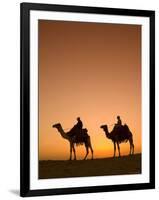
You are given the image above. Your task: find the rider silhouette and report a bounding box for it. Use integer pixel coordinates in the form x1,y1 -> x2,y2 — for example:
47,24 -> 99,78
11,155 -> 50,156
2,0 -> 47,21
113,115 -> 122,130
69,117 -> 83,136
76,117 -> 83,130
116,116 -> 122,126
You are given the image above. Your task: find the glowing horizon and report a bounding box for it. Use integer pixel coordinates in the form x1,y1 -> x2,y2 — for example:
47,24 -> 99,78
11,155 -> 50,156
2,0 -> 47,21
38,20 -> 141,160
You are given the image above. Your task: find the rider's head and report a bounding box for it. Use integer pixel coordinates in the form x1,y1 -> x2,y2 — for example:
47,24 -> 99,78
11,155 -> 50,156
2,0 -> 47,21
77,117 -> 80,121
117,116 -> 120,119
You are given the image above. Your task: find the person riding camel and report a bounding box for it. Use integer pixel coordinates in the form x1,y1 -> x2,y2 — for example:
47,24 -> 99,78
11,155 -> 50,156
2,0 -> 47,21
76,117 -> 83,130
69,117 -> 83,136
116,116 -> 122,126
114,116 -> 122,131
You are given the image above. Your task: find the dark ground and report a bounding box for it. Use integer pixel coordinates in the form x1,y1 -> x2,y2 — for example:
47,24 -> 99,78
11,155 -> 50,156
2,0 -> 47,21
39,153 -> 141,179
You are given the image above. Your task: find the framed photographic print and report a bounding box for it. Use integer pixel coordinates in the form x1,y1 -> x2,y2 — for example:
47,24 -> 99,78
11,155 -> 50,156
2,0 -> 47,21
20,2 -> 155,197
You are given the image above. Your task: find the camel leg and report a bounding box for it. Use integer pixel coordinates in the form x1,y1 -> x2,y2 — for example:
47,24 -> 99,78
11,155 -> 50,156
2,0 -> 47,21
129,138 -> 134,155
84,145 -> 89,160
113,142 -> 116,157
88,137 -> 93,160
129,140 -> 132,155
72,144 -> 76,160
69,143 -> 73,160
117,142 -> 120,157
132,143 -> 134,155
89,145 -> 94,160
131,137 -> 134,155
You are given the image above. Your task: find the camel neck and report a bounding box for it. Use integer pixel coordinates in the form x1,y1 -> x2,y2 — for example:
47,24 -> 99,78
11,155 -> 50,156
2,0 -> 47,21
57,125 -> 69,140
104,127 -> 111,139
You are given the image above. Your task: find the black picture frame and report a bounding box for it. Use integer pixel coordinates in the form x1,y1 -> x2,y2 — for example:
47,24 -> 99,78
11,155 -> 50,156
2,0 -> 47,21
20,2 -> 155,197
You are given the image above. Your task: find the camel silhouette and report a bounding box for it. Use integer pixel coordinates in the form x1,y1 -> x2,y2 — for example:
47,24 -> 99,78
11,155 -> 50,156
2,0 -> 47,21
52,123 -> 94,160
100,124 -> 134,157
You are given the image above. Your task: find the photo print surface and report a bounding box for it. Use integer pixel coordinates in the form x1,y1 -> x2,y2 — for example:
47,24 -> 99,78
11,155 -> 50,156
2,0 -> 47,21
38,20 -> 141,179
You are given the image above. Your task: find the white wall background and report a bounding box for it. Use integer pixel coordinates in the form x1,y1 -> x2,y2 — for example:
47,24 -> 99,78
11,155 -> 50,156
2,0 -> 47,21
0,0 -> 158,199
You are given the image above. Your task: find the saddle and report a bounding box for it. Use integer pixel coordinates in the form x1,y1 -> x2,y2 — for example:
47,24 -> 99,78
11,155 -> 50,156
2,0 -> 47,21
113,124 -> 129,132
67,127 -> 88,138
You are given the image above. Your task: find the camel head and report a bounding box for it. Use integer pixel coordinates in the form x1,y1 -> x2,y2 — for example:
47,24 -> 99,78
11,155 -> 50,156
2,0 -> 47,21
100,124 -> 110,138
100,124 -> 108,130
52,123 -> 61,129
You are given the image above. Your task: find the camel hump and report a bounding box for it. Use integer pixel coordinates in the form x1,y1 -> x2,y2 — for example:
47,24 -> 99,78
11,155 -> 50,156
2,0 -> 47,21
123,124 -> 129,130
83,128 -> 88,133
82,128 -> 89,137
123,124 -> 132,136
123,124 -> 130,132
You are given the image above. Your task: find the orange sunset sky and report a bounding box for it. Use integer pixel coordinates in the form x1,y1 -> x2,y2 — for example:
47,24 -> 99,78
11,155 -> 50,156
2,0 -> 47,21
38,20 -> 141,160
